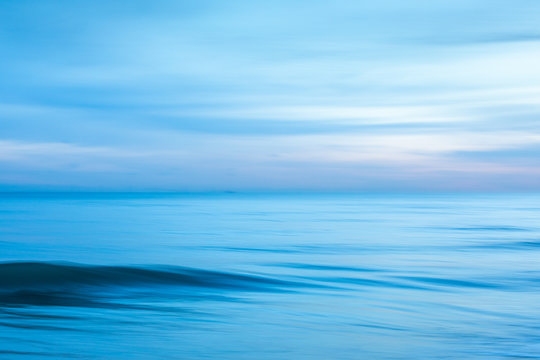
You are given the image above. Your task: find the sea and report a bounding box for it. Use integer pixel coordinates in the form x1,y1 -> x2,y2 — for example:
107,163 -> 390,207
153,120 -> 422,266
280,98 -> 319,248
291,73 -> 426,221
0,192 -> 539,359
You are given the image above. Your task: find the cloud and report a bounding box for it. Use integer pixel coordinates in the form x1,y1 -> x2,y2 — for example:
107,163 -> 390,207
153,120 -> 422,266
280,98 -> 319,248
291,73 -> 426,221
1,0 -> 540,190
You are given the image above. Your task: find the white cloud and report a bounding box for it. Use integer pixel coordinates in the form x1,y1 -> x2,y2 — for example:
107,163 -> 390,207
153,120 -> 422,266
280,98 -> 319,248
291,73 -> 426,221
161,105 -> 466,125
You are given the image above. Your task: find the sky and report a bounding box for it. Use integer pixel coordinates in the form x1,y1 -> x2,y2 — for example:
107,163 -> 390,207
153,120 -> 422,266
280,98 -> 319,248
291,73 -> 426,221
1,0 -> 540,191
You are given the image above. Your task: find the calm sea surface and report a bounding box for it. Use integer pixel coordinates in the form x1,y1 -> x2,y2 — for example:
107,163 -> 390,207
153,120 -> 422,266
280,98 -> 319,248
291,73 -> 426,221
1,192 -> 539,359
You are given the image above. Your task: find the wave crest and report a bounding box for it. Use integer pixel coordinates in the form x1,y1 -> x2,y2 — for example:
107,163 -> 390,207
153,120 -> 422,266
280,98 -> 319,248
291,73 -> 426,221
0,262 -> 296,308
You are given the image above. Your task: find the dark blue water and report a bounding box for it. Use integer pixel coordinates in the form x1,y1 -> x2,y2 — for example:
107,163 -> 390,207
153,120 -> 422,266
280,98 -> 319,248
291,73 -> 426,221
1,192 -> 540,359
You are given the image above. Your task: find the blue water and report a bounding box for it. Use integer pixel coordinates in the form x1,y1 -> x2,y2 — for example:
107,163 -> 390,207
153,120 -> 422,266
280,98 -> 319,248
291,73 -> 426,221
1,192 -> 540,359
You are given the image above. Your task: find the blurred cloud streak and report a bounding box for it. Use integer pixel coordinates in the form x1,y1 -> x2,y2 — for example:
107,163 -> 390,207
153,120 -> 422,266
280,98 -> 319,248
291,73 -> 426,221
1,0 -> 539,191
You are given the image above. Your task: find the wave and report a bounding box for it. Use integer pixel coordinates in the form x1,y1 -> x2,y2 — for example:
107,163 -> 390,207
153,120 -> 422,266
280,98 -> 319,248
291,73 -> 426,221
0,262 -> 301,308
446,225 -> 531,232
1,261 -> 529,310
0,262 -> 296,290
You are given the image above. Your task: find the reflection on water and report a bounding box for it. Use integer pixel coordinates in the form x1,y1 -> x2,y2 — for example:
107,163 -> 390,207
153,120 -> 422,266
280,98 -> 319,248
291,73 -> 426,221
1,193 -> 540,359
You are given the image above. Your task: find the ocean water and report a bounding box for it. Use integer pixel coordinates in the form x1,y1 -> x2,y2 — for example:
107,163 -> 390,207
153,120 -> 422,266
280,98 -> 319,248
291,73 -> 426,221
1,192 -> 540,359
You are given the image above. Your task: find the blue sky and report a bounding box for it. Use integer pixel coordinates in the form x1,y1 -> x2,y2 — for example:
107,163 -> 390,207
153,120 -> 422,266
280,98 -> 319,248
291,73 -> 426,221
1,0 -> 540,191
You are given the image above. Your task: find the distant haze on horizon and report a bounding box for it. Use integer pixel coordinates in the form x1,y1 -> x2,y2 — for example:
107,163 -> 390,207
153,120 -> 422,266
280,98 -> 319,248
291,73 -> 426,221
1,0 -> 540,192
